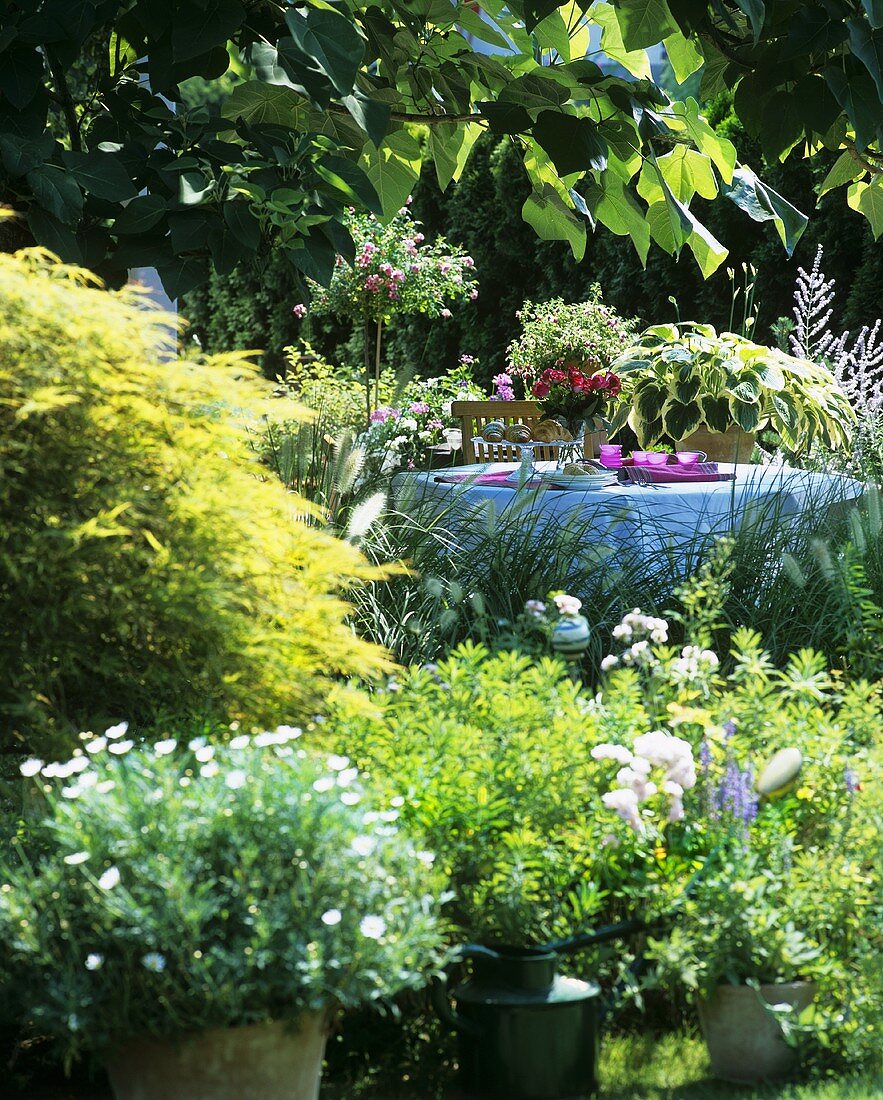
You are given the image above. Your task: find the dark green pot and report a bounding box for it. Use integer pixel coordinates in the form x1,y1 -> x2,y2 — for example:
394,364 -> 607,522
438,946 -> 601,1100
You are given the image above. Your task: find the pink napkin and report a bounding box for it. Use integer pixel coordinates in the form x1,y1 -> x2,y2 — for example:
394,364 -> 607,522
625,463 -> 735,484
434,470 -> 544,488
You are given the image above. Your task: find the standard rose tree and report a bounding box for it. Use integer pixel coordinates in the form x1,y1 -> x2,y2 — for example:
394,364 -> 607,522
297,205 -> 478,420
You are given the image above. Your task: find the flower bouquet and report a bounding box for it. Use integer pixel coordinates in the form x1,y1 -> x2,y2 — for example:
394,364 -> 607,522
532,364 -> 622,432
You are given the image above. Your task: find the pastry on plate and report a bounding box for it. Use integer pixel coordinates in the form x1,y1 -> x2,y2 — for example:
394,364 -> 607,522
504,422 -> 533,443
481,420 -> 505,442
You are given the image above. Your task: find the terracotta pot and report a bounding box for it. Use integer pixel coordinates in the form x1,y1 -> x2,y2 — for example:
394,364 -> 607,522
105,1014 -> 329,1100
697,981 -> 816,1084
678,425 -> 756,463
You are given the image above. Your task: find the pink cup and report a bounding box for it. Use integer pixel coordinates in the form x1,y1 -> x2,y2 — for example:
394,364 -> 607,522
676,451 -> 702,466
645,452 -> 670,466
632,451 -> 651,465
599,444 -> 623,468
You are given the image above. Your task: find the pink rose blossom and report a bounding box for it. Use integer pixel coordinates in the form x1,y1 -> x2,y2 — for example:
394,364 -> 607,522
292,303 -> 307,319
440,308 -> 452,318
469,289 -> 478,300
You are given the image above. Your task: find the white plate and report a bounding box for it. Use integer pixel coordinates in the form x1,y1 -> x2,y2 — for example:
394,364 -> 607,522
548,473 -> 616,490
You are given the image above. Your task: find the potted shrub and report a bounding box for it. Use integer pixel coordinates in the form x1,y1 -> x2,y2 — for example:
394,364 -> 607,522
506,290 -> 635,393
609,322 -> 855,461
2,727 -> 446,1100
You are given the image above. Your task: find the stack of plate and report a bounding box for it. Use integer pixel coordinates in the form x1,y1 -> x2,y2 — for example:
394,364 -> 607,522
547,469 -> 617,490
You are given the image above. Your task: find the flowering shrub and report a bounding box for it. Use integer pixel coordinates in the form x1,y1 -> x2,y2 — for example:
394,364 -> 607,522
302,206 -> 478,326
1,725 -> 445,1061
360,361 -> 484,472
506,289 -> 634,393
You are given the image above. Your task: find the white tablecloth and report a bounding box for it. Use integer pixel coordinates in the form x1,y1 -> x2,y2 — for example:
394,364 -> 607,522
393,462 -> 864,576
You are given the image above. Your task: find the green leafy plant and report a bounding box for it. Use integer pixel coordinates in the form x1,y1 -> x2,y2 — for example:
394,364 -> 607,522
0,250 -> 386,755
0,728 -> 446,1065
506,291 -> 634,393
610,322 -> 856,451
329,644 -> 696,946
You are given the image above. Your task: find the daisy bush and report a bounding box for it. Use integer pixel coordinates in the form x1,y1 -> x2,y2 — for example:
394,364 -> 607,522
1,725 -> 446,1061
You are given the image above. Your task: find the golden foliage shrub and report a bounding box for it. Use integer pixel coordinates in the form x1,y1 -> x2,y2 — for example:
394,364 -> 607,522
0,251 -> 387,753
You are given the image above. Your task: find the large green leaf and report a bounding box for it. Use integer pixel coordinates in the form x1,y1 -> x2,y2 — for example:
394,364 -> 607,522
171,0 -> 245,63
361,129 -> 422,221
848,18 -> 883,101
156,256 -> 208,299
112,194 -> 167,235
825,62 -> 880,150
663,31 -> 704,84
223,201 -> 261,251
614,0 -> 678,50
430,122 -> 482,190
589,172 -> 650,264
680,98 -> 736,183
314,154 -> 382,215
758,90 -> 803,162
722,167 -> 808,255
589,4 -> 652,79
342,92 -> 390,147
728,395 -> 761,432
864,0 -> 883,29
780,5 -> 845,61
533,111 -> 607,175
733,0 -> 765,44
285,7 -> 364,98
686,219 -> 728,279
522,185 -> 586,260
62,150 -> 138,202
26,207 -> 82,263
0,133 -> 55,179
0,48 -> 45,111
818,151 -> 865,198
848,178 -> 883,238
222,82 -> 311,128
25,165 -> 83,225
662,399 -> 703,441
655,146 -> 717,203
169,210 -> 214,254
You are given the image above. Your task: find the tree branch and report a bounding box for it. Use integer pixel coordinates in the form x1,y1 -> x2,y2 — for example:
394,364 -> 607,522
45,47 -> 82,152
328,101 -> 485,125
844,138 -> 883,175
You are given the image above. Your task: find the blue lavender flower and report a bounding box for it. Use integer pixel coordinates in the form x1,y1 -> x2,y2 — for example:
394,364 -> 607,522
722,719 -> 737,739
844,766 -> 860,795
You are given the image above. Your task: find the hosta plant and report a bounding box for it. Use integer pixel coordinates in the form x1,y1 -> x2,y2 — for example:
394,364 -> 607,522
1,727 -> 446,1063
609,323 -> 855,452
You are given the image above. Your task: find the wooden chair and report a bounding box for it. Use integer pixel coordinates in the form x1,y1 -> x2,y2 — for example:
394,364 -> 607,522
452,400 -> 594,463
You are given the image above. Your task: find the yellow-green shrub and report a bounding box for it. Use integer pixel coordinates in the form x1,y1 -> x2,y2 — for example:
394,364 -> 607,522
0,250 -> 387,754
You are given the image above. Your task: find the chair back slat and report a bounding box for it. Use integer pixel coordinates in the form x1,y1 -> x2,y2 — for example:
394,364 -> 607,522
451,400 -> 589,463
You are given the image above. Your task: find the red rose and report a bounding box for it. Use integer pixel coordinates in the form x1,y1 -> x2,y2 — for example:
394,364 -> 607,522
588,374 -> 605,390
569,372 -> 586,388
606,373 -> 622,396
548,369 -> 567,383
533,380 -> 551,398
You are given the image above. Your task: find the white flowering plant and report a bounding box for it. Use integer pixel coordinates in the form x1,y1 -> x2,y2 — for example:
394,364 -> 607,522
1,724 -> 446,1062
360,360 -> 485,473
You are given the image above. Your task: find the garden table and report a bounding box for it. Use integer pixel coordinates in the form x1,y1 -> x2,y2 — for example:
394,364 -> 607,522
393,462 -> 864,576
